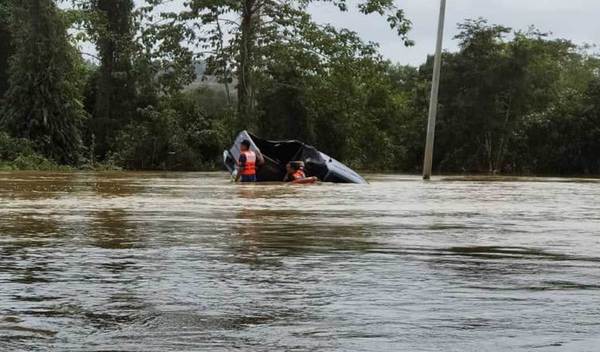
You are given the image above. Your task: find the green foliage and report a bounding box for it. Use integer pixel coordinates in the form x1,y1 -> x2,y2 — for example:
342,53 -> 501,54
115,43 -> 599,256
73,0 -> 139,158
3,3 -> 600,177
112,88 -> 230,170
0,132 -> 35,161
0,132 -> 67,171
0,0 -> 85,165
300,58 -> 404,169
151,0 -> 412,128
518,76 -> 600,174
71,0 -> 196,159
422,19 -> 600,174
0,0 -> 13,99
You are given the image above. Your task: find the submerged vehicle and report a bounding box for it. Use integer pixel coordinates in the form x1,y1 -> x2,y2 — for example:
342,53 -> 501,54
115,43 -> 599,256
223,131 -> 367,184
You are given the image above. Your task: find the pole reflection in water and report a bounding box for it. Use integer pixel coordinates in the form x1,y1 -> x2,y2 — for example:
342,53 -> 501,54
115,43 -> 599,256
1,172 -> 600,351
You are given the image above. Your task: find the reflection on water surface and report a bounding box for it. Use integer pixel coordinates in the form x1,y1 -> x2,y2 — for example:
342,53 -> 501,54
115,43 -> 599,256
1,172 -> 600,351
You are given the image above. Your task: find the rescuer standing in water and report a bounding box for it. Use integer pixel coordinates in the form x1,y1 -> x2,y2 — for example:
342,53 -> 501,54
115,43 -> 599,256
235,140 -> 264,183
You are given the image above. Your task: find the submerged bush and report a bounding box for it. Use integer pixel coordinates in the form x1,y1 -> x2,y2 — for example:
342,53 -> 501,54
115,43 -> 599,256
0,132 -> 67,170
0,131 -> 34,160
111,88 -> 230,171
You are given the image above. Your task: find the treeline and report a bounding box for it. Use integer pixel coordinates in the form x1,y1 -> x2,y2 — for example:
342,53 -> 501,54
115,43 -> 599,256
0,1 -> 599,175
430,20 -> 600,174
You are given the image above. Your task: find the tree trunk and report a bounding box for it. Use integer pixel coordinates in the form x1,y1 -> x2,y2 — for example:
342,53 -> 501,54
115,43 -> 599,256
94,0 -> 116,158
484,132 -> 494,173
237,0 -> 257,130
93,0 -> 135,159
26,0 -> 42,139
214,15 -> 232,105
0,3 -> 13,99
493,96 -> 513,173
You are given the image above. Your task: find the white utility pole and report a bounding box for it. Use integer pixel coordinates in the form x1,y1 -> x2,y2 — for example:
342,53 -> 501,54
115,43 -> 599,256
423,0 -> 447,180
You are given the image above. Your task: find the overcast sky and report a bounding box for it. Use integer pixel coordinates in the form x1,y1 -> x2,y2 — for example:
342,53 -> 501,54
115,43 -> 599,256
309,0 -> 600,65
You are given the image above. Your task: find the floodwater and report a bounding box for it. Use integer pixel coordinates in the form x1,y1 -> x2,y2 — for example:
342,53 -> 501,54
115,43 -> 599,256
1,172 -> 600,352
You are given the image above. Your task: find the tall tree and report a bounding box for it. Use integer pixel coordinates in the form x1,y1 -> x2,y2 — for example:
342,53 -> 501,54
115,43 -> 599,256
426,19 -> 579,173
0,0 -> 85,164
154,0 -> 412,130
89,0 -> 137,158
71,0 -> 196,158
0,0 -> 14,99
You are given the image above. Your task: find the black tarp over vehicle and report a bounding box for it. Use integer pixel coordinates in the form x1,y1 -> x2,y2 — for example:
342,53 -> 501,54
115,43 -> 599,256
223,131 -> 367,184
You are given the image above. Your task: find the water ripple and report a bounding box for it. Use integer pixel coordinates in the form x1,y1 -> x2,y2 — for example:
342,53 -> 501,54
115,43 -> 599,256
1,172 -> 599,351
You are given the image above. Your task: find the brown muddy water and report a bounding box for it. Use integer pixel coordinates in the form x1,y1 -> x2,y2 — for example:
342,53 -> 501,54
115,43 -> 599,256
1,172 -> 600,351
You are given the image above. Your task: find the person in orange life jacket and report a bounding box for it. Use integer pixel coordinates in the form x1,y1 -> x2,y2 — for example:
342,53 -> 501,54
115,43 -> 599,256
235,139 -> 264,183
284,161 -> 318,184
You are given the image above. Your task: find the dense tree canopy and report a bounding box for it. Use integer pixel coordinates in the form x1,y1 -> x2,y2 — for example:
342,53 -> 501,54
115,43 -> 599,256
1,0 -> 85,164
0,1 -> 599,175
151,0 -> 412,129
88,0 -> 138,158
427,19 -> 600,174
0,0 -> 14,99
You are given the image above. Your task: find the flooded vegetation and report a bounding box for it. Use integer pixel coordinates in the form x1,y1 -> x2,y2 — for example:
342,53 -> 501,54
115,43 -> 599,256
1,172 -> 600,351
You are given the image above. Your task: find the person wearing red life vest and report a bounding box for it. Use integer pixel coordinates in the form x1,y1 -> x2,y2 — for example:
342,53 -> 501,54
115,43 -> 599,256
235,139 -> 264,183
284,161 -> 318,184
